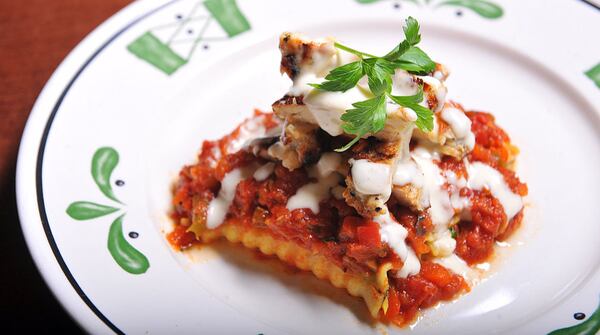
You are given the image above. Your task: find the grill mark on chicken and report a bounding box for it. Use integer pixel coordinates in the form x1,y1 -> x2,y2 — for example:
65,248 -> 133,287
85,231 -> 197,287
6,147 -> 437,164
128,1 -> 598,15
279,32 -> 325,80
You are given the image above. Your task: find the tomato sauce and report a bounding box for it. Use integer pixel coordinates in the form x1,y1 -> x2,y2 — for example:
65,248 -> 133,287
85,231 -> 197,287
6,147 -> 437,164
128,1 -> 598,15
168,110 -> 526,326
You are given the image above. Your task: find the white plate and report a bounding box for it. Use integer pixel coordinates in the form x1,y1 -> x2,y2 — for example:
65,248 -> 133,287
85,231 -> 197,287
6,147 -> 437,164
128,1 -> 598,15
17,0 -> 600,334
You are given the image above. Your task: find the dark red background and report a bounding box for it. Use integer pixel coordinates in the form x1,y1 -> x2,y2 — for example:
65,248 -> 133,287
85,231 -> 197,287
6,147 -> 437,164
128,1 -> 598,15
0,1 -> 131,333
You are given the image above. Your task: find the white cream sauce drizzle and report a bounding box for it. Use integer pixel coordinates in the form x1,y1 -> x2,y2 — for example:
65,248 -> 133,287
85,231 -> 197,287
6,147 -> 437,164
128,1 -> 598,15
420,75 -> 447,112
226,115 -> 283,156
288,47 -> 368,137
392,159 -> 423,187
253,162 -> 275,182
226,117 -> 267,153
304,88 -> 367,136
286,153 -> 342,214
206,163 -> 259,229
374,211 -> 421,278
411,147 -> 454,227
441,106 -> 475,150
288,43 -> 448,138
350,159 -> 392,197
433,254 -> 476,283
446,170 -> 470,211
286,175 -> 340,213
288,40 -> 338,97
429,229 -> 456,257
467,162 -> 523,221
391,70 -> 419,97
390,145 -> 524,257
316,152 -> 342,177
276,36 -> 523,279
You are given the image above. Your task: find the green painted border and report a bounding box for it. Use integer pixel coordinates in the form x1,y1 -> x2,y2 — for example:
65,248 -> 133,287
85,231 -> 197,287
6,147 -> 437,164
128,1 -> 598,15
127,32 -> 188,75
584,63 -> 600,89
66,147 -> 150,275
355,0 -> 504,18
204,0 -> 251,37
126,0 -> 251,75
548,298 -> 600,335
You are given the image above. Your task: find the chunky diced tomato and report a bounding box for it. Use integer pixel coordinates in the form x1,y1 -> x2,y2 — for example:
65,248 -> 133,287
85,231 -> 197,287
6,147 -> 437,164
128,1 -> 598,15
357,221 -> 382,247
420,262 -> 454,287
167,225 -> 197,250
339,216 -> 361,242
169,110 -> 524,328
384,286 -> 400,320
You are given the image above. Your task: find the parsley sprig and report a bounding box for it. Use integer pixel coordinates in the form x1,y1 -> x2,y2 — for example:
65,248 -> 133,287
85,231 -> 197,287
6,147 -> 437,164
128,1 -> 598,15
309,17 -> 436,151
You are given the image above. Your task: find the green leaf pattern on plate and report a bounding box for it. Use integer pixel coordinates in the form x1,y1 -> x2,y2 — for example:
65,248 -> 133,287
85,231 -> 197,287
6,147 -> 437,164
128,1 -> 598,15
548,298 -> 600,335
127,32 -> 188,75
437,0 -> 503,19
66,201 -> 119,220
127,0 -> 251,75
92,147 -> 121,204
204,0 -> 251,37
108,215 -> 150,275
66,147 -> 150,275
354,0 -> 504,19
585,63 -> 600,89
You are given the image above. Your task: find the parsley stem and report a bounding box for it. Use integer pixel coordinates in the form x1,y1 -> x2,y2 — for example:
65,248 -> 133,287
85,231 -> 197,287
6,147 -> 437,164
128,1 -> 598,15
334,42 -> 378,59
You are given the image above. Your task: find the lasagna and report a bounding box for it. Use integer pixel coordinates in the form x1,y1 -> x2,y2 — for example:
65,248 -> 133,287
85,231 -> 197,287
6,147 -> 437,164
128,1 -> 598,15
168,31 -> 527,326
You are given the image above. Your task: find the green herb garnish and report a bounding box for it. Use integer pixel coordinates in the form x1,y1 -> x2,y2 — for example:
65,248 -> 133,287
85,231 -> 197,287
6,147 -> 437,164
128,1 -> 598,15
449,226 -> 458,239
309,17 -> 436,151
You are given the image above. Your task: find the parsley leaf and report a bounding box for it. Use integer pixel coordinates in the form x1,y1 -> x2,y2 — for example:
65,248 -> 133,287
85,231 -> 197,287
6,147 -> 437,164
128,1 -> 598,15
412,104 -> 435,132
308,61 -> 364,92
393,47 -> 436,74
362,58 -> 395,95
388,86 -> 434,132
384,40 -> 411,62
384,16 -> 421,61
449,226 -> 457,239
307,16 -> 437,151
336,95 -> 387,152
387,86 -> 423,105
333,42 -> 377,58
403,16 -> 421,46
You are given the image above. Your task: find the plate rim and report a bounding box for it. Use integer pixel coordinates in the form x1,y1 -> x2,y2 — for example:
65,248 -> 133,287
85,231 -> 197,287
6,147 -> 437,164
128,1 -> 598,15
16,1 -> 182,333
15,0 -> 600,333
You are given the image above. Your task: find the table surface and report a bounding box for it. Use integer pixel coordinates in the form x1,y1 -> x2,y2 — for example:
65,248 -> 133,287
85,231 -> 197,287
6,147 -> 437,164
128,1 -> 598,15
0,1 -> 131,333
